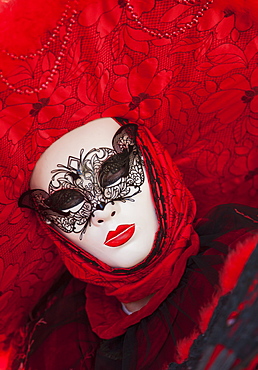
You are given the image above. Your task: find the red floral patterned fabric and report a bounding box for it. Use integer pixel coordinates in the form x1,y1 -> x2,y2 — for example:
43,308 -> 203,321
0,0 -> 257,364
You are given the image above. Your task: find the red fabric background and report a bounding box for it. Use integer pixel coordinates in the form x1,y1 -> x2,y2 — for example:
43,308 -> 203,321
0,0 -> 257,362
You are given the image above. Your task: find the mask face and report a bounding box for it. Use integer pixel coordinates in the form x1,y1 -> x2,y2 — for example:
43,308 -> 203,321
30,118 -> 159,268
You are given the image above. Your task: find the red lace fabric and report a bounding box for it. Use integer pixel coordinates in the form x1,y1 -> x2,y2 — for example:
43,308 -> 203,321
0,0 -> 257,365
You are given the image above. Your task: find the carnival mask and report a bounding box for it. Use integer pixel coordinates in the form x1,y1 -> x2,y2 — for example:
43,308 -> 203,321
21,118 -> 158,268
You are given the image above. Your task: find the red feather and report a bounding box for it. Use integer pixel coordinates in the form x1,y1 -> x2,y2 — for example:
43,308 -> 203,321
176,234 -> 258,363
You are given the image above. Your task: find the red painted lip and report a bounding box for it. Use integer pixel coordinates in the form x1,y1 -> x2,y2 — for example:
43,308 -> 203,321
104,224 -> 135,247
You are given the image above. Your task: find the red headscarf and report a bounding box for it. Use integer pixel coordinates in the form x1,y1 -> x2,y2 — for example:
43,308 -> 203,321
39,121 -> 199,338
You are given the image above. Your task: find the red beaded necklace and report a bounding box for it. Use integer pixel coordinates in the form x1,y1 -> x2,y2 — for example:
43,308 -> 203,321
125,0 -> 214,38
0,0 -> 214,95
0,0 -> 79,95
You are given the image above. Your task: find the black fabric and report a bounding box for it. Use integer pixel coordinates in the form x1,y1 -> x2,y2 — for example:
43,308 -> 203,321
168,242 -> 258,370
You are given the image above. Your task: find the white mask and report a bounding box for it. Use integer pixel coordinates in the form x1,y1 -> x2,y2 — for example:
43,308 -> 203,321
30,118 -> 159,268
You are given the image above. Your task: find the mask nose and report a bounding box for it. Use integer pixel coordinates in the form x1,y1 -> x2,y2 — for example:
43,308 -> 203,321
91,201 -> 119,226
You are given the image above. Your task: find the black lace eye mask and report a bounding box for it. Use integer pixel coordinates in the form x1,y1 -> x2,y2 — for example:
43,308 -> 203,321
19,124 -> 145,239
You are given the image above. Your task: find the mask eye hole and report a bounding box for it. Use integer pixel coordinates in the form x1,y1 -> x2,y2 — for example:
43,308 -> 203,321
98,151 -> 130,188
44,188 -> 85,211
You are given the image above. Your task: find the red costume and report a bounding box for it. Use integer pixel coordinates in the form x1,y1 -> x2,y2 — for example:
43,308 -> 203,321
0,0 -> 257,369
